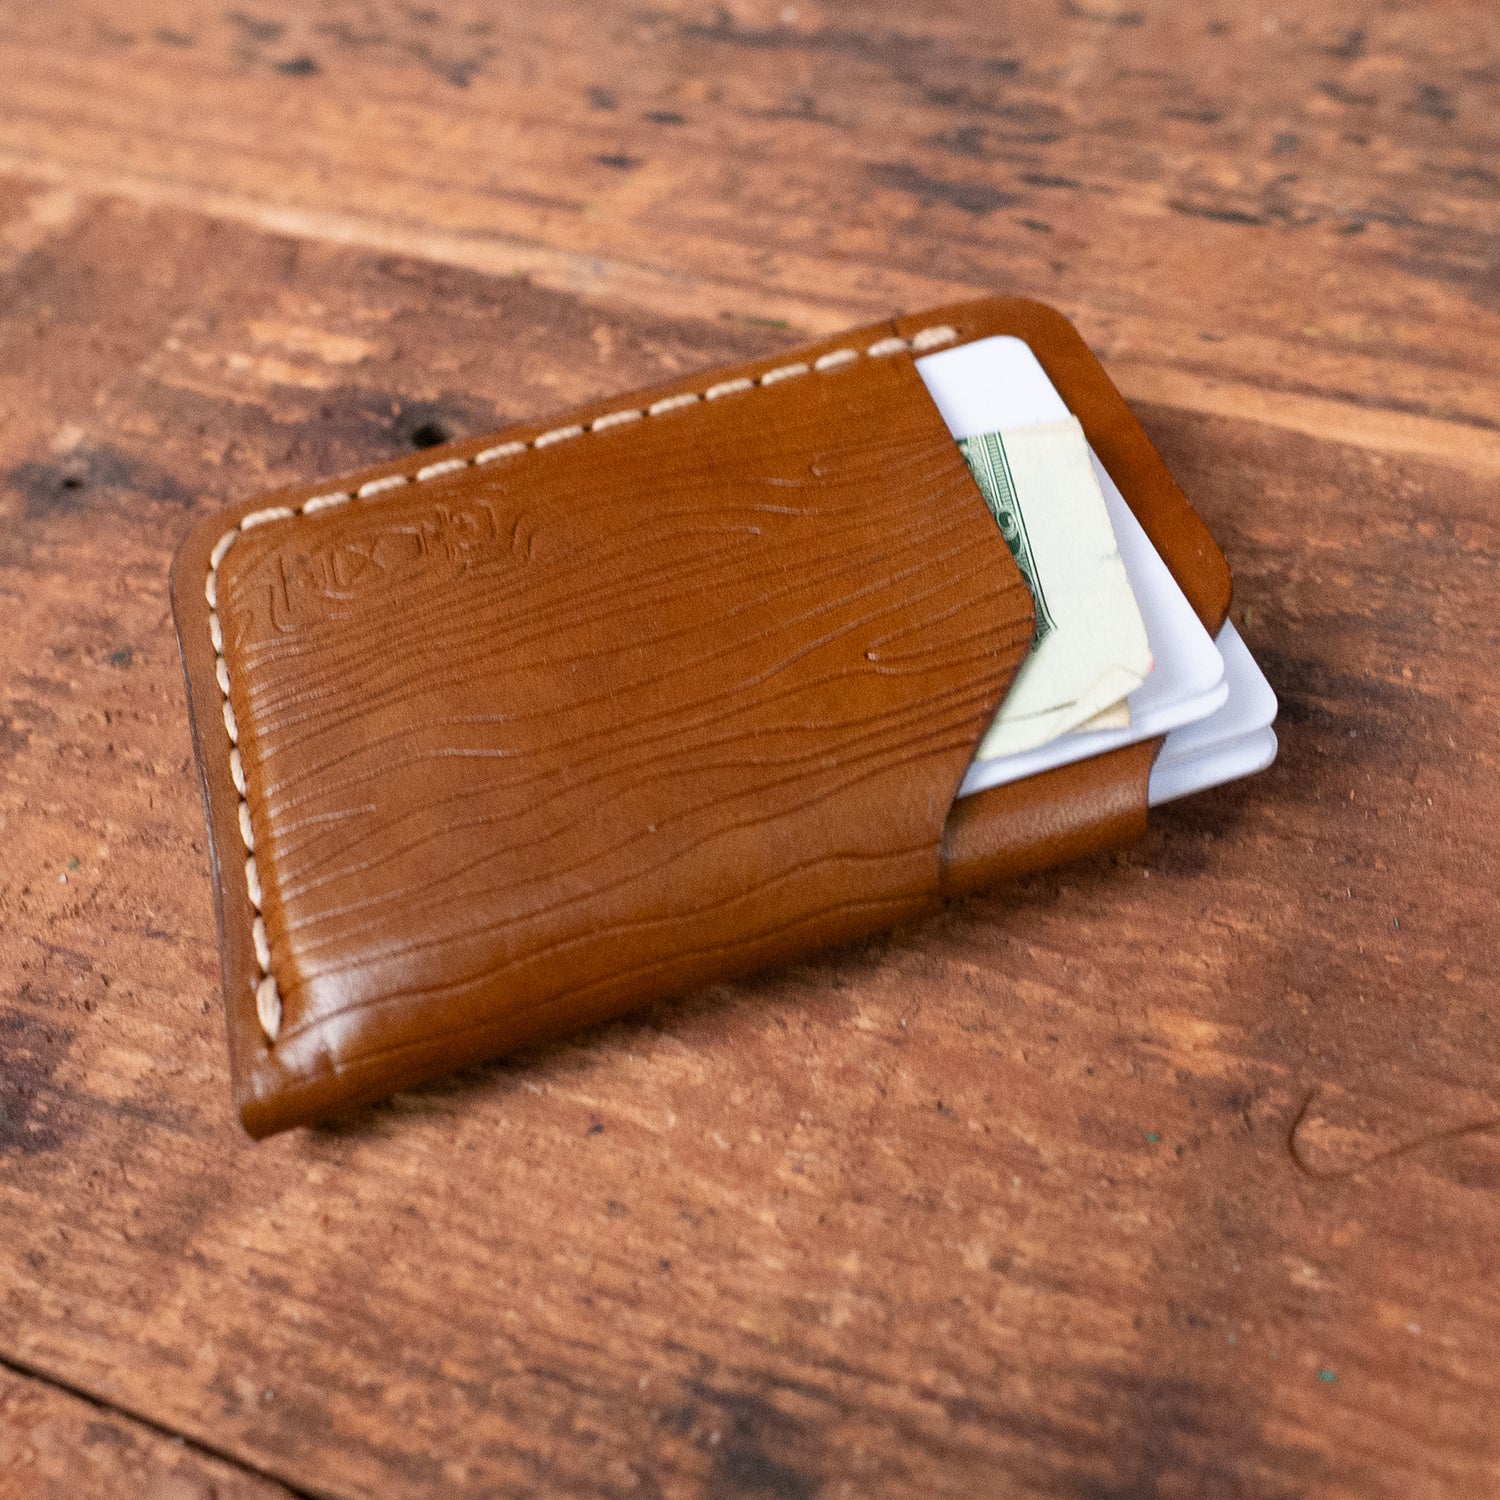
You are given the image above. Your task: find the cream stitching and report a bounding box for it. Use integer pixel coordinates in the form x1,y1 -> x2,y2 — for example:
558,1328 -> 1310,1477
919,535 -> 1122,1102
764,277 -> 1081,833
204,323 -> 958,1046
474,440 -> 527,464
648,392 -> 699,415
241,505 -> 296,529
255,974 -> 281,1039
705,377 -> 754,400
357,474 -> 408,498
252,917 -> 272,971
911,324 -> 958,351
591,409 -> 642,431
415,456 -> 468,482
302,491 -> 352,514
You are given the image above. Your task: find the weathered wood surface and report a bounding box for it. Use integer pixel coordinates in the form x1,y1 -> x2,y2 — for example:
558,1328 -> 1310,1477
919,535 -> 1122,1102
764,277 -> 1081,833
0,3 -> 1497,1496
3,0 -> 1498,467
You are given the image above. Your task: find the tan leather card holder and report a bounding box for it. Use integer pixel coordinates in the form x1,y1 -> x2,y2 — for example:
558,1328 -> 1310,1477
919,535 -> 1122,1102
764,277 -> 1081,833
171,297 -> 1231,1136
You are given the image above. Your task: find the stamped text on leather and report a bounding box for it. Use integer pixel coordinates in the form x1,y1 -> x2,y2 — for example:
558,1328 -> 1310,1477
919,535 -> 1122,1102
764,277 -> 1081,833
241,499 -> 522,635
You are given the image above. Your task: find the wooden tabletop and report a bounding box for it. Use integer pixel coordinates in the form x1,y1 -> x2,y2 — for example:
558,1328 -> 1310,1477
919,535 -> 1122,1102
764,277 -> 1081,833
1,4 -> 1496,1496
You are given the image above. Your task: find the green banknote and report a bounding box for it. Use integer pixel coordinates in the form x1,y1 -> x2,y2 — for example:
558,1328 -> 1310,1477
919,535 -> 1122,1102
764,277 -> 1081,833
959,430 -> 1055,643
959,417 -> 1152,760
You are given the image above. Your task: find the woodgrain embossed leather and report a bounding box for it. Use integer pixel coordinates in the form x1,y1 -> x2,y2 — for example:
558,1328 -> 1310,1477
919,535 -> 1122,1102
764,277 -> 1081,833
171,298 -> 1231,1136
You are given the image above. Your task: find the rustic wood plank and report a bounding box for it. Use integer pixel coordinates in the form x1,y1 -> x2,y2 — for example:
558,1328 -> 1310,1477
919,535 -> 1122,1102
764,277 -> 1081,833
0,0 -> 1496,464
1,173 -> 1497,1498
0,1360 -> 299,1499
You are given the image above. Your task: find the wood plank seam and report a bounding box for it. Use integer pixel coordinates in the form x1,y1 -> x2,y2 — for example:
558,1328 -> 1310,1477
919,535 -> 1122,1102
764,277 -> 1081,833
1112,361 -> 1500,479
0,147 -> 905,334
6,153 -> 1496,481
0,1351 -> 319,1500
202,324 -> 961,1046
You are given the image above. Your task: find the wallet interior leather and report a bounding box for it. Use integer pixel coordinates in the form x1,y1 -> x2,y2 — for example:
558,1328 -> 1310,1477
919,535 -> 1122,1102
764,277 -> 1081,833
171,297 -> 1231,1136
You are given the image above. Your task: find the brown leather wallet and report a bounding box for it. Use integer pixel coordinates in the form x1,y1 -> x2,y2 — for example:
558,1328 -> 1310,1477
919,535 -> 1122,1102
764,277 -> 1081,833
171,297 -> 1231,1137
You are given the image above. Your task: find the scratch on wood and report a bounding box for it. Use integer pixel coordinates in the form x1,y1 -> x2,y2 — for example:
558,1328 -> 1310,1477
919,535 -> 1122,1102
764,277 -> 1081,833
1288,1088 -> 1500,1182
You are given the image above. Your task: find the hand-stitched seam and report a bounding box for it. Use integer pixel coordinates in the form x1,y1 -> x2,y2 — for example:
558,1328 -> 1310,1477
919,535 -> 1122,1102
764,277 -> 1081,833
203,323 -> 959,1046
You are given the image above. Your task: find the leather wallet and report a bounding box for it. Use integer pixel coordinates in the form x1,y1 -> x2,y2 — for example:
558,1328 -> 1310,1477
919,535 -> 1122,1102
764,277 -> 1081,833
171,297 -> 1231,1137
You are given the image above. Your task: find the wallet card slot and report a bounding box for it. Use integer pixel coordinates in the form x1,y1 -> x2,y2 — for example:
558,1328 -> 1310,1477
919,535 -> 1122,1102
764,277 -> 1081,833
891,301 -> 1233,897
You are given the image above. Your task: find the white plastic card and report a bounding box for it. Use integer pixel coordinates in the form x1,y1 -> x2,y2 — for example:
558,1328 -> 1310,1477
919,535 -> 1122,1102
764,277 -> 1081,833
1148,621 -> 1278,805
1153,620 -> 1276,769
914,337 -> 1229,799
916,334 -> 1277,805
1149,725 -> 1279,805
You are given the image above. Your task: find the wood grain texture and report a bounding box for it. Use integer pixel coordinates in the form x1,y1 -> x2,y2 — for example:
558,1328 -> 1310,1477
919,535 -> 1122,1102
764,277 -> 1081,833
0,0 -> 1496,467
0,2 -> 1497,1495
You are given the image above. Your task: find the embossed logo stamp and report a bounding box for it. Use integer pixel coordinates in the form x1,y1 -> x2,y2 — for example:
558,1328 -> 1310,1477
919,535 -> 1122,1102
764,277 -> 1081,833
233,499 -> 522,635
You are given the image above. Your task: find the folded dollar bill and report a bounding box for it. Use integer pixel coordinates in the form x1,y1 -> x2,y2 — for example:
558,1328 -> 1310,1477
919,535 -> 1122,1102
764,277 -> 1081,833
960,416 -> 1152,760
